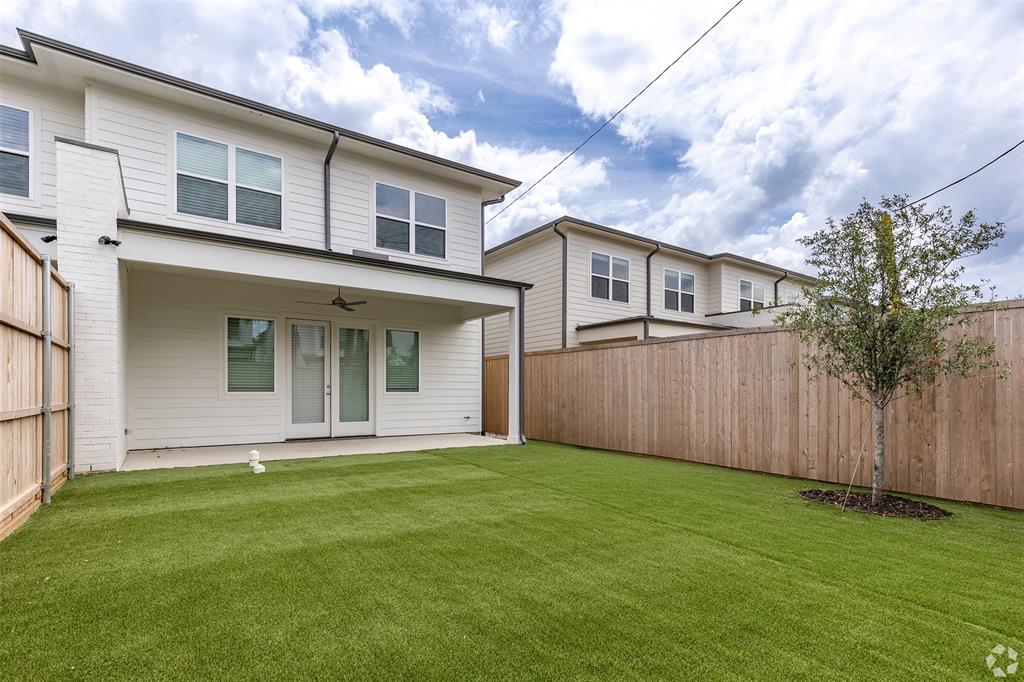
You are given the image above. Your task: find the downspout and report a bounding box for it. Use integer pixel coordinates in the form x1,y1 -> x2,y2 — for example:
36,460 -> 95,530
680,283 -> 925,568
552,224 -> 568,348
323,131 -> 340,251
773,271 -> 789,306
479,195 -> 505,435
644,244 -> 661,339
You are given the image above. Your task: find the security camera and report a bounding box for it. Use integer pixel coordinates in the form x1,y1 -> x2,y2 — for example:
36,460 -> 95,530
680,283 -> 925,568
41,235 -> 57,243
97,235 -> 121,246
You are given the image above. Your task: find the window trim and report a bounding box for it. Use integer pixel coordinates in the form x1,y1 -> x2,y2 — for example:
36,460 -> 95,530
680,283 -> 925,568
663,267 -> 696,314
589,250 -> 630,304
738,278 -> 766,311
172,129 -> 284,230
221,312 -> 279,398
372,180 -> 448,261
383,327 -> 422,394
0,102 -> 33,200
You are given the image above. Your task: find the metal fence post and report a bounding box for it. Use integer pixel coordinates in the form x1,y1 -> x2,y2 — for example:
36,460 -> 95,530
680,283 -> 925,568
67,281 -> 76,480
41,255 -> 53,505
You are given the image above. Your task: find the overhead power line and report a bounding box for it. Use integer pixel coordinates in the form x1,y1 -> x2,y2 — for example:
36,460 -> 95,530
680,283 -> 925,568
896,137 -> 1024,211
485,0 -> 745,225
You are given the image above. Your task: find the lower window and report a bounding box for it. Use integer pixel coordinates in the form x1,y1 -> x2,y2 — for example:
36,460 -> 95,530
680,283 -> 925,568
385,329 -> 419,392
226,317 -> 275,392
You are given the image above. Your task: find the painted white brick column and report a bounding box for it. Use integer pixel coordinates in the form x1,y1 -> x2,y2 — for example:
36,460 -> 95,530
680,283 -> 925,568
56,139 -> 126,472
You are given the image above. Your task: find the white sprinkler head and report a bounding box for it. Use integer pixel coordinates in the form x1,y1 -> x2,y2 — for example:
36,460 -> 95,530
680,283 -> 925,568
252,463 -> 266,474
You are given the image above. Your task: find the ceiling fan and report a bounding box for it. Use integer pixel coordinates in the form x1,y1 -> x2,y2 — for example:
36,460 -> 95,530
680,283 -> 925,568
297,287 -> 368,312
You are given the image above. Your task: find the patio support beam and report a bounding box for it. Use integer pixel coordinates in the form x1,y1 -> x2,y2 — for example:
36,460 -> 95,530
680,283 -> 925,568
507,286 -> 526,444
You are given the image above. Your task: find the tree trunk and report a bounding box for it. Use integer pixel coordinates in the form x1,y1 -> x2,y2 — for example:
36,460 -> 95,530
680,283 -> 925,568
872,401 -> 885,506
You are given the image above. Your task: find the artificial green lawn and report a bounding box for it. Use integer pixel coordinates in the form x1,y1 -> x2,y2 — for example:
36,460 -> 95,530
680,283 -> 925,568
1,442 -> 1021,680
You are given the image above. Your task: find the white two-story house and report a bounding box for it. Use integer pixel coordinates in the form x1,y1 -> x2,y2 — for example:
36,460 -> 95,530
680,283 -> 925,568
1,30 -> 530,472
483,216 -> 815,355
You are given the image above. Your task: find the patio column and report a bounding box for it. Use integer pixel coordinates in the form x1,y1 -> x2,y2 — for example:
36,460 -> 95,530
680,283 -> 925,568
507,287 -> 525,444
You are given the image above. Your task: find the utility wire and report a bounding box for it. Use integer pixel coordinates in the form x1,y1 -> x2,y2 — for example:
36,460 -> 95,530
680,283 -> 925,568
485,0 -> 745,225
896,137 -> 1024,211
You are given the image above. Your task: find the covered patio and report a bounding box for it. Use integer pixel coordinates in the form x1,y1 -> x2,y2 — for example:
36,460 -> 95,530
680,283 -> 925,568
87,220 -> 530,472
122,433 -> 508,471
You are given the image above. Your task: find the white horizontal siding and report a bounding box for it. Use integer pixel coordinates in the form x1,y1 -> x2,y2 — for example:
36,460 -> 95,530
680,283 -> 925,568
566,228 -> 648,347
330,151 -> 483,274
483,230 -> 563,355
127,268 -> 482,449
706,263 -> 723,314
719,263 -> 778,312
89,83 -> 326,249
0,75 -> 84,218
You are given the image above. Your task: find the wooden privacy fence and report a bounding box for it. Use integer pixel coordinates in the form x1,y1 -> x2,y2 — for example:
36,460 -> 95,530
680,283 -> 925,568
485,303 -> 1024,510
1,214 -> 75,540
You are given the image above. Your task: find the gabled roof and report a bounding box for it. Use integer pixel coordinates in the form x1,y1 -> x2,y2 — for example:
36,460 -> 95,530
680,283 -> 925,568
2,30 -> 521,194
486,215 -> 818,282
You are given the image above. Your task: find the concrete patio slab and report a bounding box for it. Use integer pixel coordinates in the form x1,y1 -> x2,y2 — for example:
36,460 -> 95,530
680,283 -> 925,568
122,433 -> 509,471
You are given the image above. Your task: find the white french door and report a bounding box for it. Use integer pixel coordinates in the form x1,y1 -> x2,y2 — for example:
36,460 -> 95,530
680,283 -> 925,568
333,324 -> 375,436
287,320 -> 375,438
286,320 -> 330,438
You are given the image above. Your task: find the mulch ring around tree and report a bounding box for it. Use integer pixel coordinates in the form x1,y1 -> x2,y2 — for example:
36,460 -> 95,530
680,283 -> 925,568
798,489 -> 952,519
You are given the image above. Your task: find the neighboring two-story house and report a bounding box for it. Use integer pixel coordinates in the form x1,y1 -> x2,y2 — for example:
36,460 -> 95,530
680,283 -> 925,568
1,30 -> 530,472
483,216 -> 815,355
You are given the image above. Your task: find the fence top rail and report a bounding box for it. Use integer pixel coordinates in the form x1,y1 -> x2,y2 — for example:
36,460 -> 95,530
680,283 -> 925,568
1,212 -> 70,289
496,298 -> 1024,360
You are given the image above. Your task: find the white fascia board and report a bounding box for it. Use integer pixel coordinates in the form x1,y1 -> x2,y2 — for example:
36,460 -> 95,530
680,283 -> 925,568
116,229 -> 519,308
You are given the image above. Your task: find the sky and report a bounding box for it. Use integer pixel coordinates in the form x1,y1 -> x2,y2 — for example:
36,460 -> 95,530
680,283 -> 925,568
3,0 -> 1023,295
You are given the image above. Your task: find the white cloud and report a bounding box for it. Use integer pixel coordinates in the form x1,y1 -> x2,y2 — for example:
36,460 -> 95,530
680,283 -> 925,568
451,1 -> 521,53
549,0 -> 1024,294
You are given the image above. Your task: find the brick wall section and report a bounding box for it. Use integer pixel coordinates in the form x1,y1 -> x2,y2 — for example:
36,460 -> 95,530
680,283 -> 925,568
56,141 -> 125,472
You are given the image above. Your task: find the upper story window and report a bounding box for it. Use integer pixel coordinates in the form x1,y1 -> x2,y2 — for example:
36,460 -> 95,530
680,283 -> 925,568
664,269 -> 695,313
739,279 -> 765,311
0,104 -> 31,198
591,251 -> 629,303
175,132 -> 282,229
374,182 -> 446,259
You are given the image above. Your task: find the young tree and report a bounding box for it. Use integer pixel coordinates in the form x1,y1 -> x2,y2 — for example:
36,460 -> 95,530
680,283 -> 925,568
778,195 -> 1005,505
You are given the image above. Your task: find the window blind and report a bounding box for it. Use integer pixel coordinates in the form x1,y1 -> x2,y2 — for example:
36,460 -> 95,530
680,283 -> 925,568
176,133 -> 229,220
290,324 -> 325,423
376,183 -> 410,218
236,147 -> 282,228
177,133 -> 228,180
415,192 -> 445,226
385,329 -> 419,392
227,318 -> 274,392
414,190 -> 446,257
0,105 -> 30,197
338,328 -> 370,422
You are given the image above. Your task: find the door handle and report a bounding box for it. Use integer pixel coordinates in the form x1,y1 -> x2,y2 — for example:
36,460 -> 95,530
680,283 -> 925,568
325,384 -> 332,396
